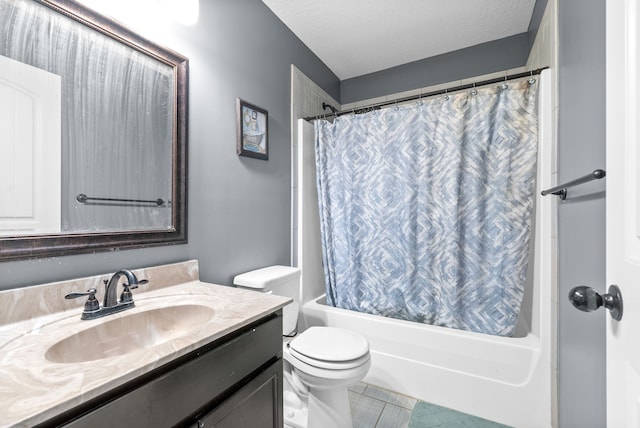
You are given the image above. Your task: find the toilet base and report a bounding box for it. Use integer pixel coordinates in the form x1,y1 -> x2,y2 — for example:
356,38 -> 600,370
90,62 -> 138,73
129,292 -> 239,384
284,389 -> 309,428
283,366 -> 356,428
281,328 -> 370,428
307,387 -> 353,428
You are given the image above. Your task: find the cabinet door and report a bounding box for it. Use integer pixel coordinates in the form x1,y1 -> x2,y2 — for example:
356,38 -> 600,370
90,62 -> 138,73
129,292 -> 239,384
192,362 -> 282,428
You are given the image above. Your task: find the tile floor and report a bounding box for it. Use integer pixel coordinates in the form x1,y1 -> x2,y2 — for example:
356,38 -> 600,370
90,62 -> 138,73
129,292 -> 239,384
349,382 -> 416,428
349,383 -> 512,428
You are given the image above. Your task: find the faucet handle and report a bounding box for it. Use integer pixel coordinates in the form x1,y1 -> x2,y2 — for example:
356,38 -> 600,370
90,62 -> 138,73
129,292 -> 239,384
65,288 -> 97,299
124,278 -> 148,291
119,279 -> 148,303
65,288 -> 100,312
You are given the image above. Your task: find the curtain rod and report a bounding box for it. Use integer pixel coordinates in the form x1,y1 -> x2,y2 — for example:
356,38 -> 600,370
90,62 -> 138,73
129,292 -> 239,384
304,67 -> 548,121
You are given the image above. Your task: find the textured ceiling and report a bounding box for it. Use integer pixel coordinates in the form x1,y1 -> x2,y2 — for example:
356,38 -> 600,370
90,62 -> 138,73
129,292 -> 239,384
261,0 -> 537,80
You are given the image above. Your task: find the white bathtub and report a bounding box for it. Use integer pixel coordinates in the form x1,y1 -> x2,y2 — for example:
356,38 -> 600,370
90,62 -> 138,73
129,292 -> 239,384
294,70 -> 555,428
303,292 -> 549,427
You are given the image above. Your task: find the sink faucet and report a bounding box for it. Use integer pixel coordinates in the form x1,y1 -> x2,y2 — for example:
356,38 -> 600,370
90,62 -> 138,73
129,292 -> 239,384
104,269 -> 139,308
65,269 -> 147,320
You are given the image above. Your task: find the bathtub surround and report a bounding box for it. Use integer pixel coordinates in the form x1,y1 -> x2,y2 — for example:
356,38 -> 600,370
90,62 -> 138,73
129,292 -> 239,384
296,70 -> 553,427
314,78 -> 539,337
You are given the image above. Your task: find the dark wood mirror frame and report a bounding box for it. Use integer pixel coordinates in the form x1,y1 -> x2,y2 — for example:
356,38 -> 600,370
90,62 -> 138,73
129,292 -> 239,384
0,0 -> 188,261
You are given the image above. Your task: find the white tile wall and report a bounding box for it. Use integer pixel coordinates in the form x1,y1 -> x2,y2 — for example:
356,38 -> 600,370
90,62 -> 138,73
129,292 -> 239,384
527,1 -> 559,427
290,65 -> 339,266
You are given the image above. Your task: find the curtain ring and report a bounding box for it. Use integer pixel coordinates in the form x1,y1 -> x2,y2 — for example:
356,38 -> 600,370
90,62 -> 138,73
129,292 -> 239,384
471,83 -> 477,96
499,75 -> 508,90
528,70 -> 536,84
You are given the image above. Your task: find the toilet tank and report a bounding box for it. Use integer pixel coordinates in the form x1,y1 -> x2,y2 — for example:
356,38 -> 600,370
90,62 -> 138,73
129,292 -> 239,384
233,266 -> 301,335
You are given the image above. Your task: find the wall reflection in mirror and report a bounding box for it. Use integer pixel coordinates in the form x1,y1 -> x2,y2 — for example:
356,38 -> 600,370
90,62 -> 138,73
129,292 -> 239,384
1,0 -> 173,236
0,0 -> 188,260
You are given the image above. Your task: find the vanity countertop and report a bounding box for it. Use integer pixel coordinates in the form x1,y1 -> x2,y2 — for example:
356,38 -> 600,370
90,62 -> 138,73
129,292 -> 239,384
0,261 -> 291,427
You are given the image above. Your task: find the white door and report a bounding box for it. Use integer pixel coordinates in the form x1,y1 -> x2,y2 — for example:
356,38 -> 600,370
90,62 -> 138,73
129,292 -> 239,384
606,0 -> 640,426
0,55 -> 61,235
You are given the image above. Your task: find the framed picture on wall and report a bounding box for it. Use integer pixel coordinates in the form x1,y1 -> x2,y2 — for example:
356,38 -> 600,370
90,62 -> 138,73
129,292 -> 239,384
236,98 -> 269,160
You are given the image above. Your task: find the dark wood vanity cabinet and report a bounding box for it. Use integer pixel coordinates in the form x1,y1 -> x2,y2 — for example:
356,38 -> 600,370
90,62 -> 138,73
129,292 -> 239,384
188,362 -> 281,428
46,312 -> 283,428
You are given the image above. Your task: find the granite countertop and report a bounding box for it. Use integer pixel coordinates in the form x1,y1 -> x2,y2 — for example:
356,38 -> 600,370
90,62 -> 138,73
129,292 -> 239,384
0,261 -> 291,427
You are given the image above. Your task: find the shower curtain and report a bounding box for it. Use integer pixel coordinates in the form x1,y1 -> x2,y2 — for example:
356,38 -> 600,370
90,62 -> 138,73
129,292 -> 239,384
314,78 -> 538,337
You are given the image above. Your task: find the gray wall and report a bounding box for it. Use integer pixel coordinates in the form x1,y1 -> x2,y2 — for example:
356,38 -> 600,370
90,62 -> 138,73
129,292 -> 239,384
340,34 -> 530,104
0,0 -> 339,290
340,0 -> 548,104
557,0 -> 607,426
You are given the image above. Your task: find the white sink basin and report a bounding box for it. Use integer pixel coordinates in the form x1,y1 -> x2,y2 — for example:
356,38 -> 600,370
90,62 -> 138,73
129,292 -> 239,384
45,304 -> 215,364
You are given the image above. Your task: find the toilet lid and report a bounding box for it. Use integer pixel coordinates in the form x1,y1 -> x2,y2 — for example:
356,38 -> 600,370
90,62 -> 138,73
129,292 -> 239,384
288,346 -> 370,370
289,327 -> 369,362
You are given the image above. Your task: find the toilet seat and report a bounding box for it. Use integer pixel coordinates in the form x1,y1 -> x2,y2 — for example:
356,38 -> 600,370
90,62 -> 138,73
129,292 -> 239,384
287,327 -> 370,370
284,346 -> 371,384
288,346 -> 370,370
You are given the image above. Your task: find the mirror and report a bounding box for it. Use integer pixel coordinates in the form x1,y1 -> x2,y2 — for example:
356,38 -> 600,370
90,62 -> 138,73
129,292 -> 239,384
0,0 -> 187,260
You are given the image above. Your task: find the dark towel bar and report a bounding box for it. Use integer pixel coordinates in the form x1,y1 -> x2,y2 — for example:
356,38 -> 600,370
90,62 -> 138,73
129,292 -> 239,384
541,169 -> 606,200
76,194 -> 165,206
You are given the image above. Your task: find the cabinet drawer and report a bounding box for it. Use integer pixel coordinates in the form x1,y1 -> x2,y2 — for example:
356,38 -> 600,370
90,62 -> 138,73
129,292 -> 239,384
58,314 -> 282,428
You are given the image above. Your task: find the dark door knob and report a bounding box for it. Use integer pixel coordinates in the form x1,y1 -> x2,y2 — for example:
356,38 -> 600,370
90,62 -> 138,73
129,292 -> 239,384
568,285 -> 623,321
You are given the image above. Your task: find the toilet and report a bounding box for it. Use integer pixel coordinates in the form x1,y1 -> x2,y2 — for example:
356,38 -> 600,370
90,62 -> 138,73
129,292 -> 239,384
233,266 -> 370,428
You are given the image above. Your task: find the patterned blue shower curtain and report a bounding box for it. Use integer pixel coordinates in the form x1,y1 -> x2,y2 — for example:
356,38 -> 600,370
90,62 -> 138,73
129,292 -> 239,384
314,79 -> 538,337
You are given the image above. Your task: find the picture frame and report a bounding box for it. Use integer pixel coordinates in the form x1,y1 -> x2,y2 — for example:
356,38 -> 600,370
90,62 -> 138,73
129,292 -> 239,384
236,98 -> 268,160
